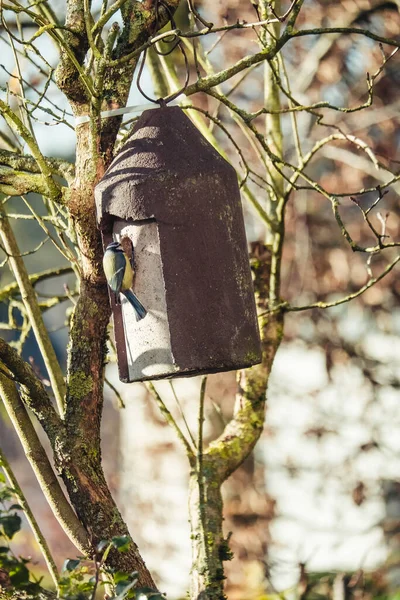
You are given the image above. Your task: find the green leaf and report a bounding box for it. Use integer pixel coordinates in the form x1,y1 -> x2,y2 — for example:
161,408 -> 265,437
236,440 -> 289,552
63,558 -> 81,572
111,535 -> 131,552
0,488 -> 13,502
115,579 -> 137,599
8,504 -> 23,511
1,513 -> 21,538
9,562 -> 30,586
0,546 -> 9,553
0,473 -> 6,483
114,571 -> 131,583
115,580 -> 131,594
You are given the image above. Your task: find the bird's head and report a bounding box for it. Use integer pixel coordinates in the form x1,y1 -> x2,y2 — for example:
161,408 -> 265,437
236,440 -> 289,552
106,241 -> 123,252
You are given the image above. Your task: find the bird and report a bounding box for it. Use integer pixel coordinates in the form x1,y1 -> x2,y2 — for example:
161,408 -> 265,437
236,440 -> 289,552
103,241 -> 147,322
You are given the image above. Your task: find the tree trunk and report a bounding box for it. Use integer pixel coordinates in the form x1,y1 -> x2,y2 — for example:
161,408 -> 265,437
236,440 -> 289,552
189,464 -> 228,600
187,242 -> 284,598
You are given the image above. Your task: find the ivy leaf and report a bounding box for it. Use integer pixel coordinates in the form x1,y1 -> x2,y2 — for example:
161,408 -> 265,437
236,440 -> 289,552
115,580 -> 131,595
1,514 -> 21,539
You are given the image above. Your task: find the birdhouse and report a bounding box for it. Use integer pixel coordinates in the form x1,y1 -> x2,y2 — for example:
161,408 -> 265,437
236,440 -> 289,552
95,105 -> 261,383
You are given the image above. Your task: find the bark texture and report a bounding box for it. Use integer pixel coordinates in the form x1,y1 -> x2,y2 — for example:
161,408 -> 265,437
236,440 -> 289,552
189,467 -> 226,600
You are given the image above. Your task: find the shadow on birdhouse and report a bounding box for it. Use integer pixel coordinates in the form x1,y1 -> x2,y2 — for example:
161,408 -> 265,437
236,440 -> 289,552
95,105 -> 261,383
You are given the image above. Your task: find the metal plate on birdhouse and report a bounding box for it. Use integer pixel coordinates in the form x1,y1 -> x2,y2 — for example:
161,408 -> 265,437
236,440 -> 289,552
96,105 -> 261,383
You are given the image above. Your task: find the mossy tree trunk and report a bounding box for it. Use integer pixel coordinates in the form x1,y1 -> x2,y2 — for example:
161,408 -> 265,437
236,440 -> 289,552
51,0 -> 183,581
0,0 -> 182,586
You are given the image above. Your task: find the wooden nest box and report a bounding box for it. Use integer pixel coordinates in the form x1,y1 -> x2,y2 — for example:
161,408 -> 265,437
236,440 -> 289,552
95,105 -> 261,383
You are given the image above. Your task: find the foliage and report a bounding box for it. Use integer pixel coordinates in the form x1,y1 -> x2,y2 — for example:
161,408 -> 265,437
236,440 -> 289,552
0,474 -> 166,600
0,474 -> 42,596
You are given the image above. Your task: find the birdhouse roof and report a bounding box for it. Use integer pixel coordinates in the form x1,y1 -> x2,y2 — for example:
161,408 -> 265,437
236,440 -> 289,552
95,105 -> 237,231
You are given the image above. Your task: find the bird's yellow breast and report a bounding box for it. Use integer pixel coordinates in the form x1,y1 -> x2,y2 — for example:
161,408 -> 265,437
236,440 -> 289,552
121,257 -> 134,291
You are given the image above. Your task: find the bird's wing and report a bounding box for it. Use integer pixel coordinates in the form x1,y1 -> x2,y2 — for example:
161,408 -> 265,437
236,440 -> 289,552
105,250 -> 126,294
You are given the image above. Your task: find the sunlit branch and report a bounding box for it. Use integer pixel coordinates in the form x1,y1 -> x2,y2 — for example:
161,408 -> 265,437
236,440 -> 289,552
91,0 -> 130,37
0,267 -> 73,302
290,26 -> 400,48
263,45 -> 398,129
21,196 -> 76,263
2,2 -> 97,98
0,150 -> 75,184
0,206 -> 66,415
112,21 -> 280,69
0,364 -> 89,553
0,102 -> 63,200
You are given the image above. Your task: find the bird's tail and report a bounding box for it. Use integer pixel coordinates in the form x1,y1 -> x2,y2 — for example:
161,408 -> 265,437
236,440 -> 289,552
122,289 -> 147,322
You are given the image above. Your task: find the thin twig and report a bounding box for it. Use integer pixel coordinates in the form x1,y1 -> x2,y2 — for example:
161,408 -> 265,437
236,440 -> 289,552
169,381 -> 196,450
147,382 -> 195,458
196,376 -> 209,571
105,377 -> 125,409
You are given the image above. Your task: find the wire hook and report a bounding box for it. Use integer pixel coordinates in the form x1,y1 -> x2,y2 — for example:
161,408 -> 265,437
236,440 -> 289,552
136,0 -> 190,106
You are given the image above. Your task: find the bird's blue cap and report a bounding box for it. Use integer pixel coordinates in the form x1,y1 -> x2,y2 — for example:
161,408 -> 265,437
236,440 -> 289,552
106,241 -> 122,250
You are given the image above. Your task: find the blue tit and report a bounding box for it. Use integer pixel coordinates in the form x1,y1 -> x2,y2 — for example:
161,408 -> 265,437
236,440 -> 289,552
103,241 -> 147,322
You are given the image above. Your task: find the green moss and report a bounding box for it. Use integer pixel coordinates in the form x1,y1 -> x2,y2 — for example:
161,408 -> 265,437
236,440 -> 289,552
244,350 -> 261,363
86,296 -> 99,318
88,444 -> 100,462
68,371 -> 93,400
206,532 -> 215,548
208,479 -> 219,490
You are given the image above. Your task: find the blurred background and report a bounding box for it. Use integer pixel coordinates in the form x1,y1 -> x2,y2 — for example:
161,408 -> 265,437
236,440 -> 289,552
1,0 -> 400,598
